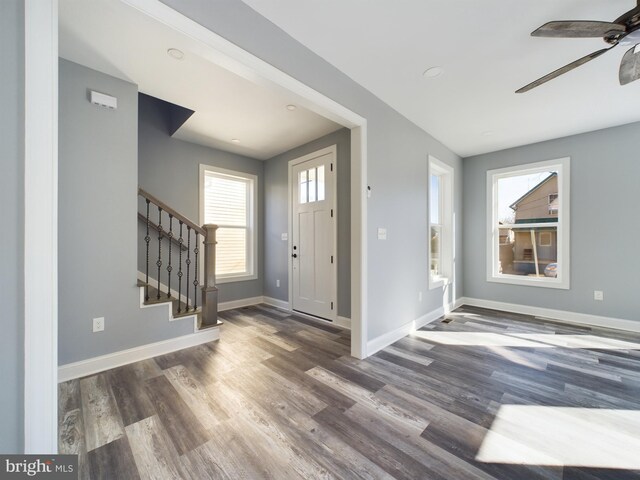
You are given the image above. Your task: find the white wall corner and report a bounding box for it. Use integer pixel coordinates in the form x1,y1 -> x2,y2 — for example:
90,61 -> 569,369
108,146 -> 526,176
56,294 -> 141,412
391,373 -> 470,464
262,296 -> 290,311
366,306 -> 445,357
58,327 -> 219,382
335,316 -> 352,330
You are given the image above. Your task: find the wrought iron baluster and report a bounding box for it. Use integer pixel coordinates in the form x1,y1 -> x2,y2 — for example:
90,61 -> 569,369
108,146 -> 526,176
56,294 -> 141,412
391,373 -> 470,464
186,226 -> 191,311
144,199 -> 151,302
157,206 -> 163,300
193,232 -> 199,310
177,221 -> 184,313
167,215 -> 173,298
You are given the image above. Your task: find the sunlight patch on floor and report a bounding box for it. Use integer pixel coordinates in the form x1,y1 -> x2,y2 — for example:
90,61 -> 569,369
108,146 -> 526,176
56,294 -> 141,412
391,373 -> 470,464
412,331 -> 640,350
476,405 -> 640,469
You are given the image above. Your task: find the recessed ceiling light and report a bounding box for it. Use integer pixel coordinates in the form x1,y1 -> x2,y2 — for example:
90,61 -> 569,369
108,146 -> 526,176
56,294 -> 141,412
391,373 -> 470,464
286,104 -> 297,111
423,66 -> 444,79
167,48 -> 184,60
231,138 -> 241,144
482,131 -> 494,137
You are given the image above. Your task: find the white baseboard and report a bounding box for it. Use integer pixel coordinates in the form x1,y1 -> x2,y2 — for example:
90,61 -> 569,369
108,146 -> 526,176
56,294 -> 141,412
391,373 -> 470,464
336,316 -> 352,330
58,327 -> 220,382
367,305 -> 447,356
262,296 -> 291,311
219,296 -> 265,312
263,296 -> 351,330
459,297 -> 640,334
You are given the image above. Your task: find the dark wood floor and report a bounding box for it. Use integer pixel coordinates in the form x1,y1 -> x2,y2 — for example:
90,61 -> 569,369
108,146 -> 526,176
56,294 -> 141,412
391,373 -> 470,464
59,304 -> 640,479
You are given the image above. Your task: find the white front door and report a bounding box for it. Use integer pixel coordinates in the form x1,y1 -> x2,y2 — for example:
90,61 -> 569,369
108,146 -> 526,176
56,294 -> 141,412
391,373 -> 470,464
290,147 -> 337,320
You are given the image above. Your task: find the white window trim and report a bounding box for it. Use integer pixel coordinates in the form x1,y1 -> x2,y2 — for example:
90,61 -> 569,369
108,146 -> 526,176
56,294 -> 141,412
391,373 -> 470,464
539,231 -> 552,247
486,157 -> 570,290
199,164 -> 258,284
428,156 -> 454,290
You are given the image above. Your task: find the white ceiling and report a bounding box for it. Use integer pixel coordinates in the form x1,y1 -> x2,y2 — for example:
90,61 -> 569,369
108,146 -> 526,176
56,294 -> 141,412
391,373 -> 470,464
241,0 -> 640,157
58,0 -> 342,160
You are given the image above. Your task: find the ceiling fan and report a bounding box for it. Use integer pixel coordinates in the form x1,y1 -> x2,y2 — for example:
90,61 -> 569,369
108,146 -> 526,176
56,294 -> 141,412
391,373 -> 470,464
517,1 -> 640,93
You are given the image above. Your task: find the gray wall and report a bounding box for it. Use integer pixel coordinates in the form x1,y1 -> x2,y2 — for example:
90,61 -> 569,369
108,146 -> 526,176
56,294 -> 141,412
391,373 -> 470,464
138,93 -> 265,302
59,59 -> 194,365
160,0 -> 464,341
464,122 -> 640,322
0,0 -> 24,453
264,128 -> 351,317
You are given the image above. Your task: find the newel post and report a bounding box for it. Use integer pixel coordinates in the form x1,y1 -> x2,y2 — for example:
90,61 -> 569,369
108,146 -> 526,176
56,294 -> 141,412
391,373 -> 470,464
201,224 -> 219,327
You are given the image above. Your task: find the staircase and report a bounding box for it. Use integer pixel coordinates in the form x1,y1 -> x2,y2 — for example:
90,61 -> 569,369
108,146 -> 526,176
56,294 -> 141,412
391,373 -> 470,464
138,187 -> 221,331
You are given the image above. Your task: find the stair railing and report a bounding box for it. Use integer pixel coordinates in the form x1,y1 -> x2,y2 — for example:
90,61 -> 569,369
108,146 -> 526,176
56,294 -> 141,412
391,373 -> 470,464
138,187 -> 218,327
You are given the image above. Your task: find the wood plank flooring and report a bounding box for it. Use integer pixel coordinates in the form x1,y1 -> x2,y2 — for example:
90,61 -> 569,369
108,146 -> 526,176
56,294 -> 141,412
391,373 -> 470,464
59,305 -> 640,479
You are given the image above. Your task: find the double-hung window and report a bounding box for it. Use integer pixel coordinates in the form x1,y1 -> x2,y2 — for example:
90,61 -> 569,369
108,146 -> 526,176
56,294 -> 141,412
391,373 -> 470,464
429,156 -> 454,289
487,157 -> 570,289
200,165 -> 257,283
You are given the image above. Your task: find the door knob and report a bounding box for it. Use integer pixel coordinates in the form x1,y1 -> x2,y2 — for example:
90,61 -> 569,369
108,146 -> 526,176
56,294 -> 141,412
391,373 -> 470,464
292,253 -> 298,258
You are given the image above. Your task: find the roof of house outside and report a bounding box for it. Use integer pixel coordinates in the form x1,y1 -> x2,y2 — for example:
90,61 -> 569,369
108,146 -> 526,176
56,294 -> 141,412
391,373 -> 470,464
509,172 -> 558,211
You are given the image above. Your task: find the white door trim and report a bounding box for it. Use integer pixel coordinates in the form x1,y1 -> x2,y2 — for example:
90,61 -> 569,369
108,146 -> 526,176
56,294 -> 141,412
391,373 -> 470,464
24,0 -> 59,453
288,145 -> 338,322
122,0 -> 368,358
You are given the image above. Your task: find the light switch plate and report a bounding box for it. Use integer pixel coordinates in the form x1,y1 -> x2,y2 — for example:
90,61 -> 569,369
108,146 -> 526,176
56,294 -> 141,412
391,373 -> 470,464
281,233 -> 288,241
377,228 -> 387,240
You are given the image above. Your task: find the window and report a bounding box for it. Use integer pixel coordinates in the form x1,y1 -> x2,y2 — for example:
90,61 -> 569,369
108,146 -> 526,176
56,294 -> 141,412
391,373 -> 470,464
548,193 -> 559,215
429,156 -> 454,289
299,165 -> 325,204
487,158 -> 570,289
200,165 -> 257,283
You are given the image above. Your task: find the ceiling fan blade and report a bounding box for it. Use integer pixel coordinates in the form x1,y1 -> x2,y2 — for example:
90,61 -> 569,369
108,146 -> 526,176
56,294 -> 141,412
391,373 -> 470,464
532,21 -> 625,38
619,45 -> 640,85
516,46 -> 614,93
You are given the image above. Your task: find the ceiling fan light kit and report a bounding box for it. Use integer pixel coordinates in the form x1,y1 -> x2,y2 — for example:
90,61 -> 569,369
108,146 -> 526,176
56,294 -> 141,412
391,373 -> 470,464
517,1 -> 640,92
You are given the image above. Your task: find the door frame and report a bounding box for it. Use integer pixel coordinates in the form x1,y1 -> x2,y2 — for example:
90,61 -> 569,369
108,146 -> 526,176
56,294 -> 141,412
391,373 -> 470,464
288,145 -> 338,322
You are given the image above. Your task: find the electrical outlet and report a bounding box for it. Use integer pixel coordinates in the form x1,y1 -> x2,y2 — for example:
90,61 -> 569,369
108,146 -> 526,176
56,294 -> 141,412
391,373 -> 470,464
93,317 -> 105,332
281,233 -> 288,241
418,291 -> 423,302
594,290 -> 604,301
377,228 -> 387,240
276,279 -> 280,288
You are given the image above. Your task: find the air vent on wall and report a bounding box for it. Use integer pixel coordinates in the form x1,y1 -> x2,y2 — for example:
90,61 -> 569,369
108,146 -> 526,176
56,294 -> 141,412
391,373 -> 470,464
90,90 -> 118,110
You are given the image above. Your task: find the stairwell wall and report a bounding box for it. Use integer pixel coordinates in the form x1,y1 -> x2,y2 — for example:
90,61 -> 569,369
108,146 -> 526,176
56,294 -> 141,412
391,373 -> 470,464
58,59 -> 193,365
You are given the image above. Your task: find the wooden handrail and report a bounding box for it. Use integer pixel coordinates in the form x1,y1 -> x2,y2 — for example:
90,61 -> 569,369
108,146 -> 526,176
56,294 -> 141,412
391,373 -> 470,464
137,213 -> 187,251
138,187 -> 206,237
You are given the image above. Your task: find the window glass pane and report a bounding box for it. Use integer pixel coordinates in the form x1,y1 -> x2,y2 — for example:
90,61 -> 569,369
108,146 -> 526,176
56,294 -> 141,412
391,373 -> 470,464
308,168 -> 317,202
216,227 -> 247,276
204,172 -> 247,226
299,170 -> 308,204
317,165 -> 325,201
430,175 -> 440,225
430,225 -> 441,277
497,170 -> 559,225
498,226 -> 558,277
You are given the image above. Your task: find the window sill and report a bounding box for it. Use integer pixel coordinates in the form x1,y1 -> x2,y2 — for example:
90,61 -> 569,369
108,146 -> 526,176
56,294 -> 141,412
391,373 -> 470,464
487,274 -> 569,290
216,274 -> 258,284
429,276 -> 449,290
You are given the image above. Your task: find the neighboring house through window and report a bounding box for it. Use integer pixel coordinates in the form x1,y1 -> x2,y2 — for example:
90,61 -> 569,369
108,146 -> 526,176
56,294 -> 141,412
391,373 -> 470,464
487,157 -> 570,289
429,156 -> 454,289
200,165 -> 257,283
